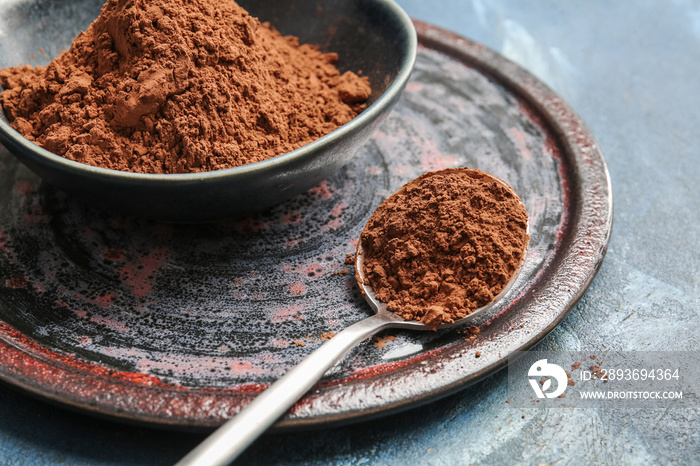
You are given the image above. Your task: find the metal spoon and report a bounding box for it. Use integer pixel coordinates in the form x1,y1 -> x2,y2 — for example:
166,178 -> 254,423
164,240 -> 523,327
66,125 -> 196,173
177,173 -> 527,466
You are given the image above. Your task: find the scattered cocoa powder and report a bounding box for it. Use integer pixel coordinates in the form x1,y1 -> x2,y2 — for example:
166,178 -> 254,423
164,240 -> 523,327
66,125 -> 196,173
302,332 -> 336,344
358,168 -> 529,329
372,334 -> 396,349
590,363 -> 607,381
565,370 -> 576,386
462,326 -> 480,341
570,354 -> 608,382
0,0 -> 370,174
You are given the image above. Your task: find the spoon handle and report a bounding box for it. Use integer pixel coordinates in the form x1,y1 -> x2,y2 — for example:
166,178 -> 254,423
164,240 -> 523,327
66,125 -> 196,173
176,313 -> 394,466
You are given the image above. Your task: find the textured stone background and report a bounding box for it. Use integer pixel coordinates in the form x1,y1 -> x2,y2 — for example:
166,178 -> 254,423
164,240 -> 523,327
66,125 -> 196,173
0,1 -> 698,464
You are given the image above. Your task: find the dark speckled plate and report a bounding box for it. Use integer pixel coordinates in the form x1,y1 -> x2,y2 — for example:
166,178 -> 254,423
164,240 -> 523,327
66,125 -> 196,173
0,21 -> 611,430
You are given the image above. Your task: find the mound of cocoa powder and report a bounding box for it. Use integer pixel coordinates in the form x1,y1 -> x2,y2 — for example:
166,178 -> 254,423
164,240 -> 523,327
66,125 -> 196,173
358,168 -> 529,329
0,0 -> 371,174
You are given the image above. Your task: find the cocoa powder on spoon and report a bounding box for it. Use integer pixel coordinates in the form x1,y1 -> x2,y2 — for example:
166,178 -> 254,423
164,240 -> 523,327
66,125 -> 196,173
358,168 -> 529,329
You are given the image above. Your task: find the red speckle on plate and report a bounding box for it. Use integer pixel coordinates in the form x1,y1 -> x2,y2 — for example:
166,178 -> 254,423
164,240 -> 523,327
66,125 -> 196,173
104,248 -> 126,262
329,201 -> 346,217
73,309 -> 130,332
235,218 -> 268,232
76,336 -> 92,345
322,217 -> 343,232
307,181 -> 333,199
304,264 -> 326,278
96,293 -> 117,307
271,304 -> 305,323
5,276 -> 29,289
415,136 -> 459,171
12,181 -> 35,195
287,281 -> 306,296
508,128 -> 532,160
284,211 -> 302,225
119,247 -> 170,298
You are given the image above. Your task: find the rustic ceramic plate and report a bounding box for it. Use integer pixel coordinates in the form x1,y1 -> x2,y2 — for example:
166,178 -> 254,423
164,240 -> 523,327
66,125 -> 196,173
0,21 -> 611,430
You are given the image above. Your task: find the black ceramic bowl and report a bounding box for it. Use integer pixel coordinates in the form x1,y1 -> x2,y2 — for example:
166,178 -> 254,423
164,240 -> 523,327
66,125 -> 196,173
0,0 -> 416,222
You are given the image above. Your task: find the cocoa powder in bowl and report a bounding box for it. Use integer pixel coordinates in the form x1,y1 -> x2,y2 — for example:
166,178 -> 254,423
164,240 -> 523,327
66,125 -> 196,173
358,168 -> 529,329
0,0 -> 371,174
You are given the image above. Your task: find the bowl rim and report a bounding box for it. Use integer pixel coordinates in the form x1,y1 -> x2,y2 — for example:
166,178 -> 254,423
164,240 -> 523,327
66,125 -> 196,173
0,0 -> 417,183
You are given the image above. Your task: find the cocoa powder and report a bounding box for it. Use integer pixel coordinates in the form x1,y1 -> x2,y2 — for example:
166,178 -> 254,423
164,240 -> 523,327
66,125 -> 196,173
358,168 -> 529,329
0,0 -> 371,174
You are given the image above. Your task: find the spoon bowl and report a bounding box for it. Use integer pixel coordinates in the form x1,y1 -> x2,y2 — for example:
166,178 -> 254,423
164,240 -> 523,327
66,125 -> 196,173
177,168 -> 528,466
